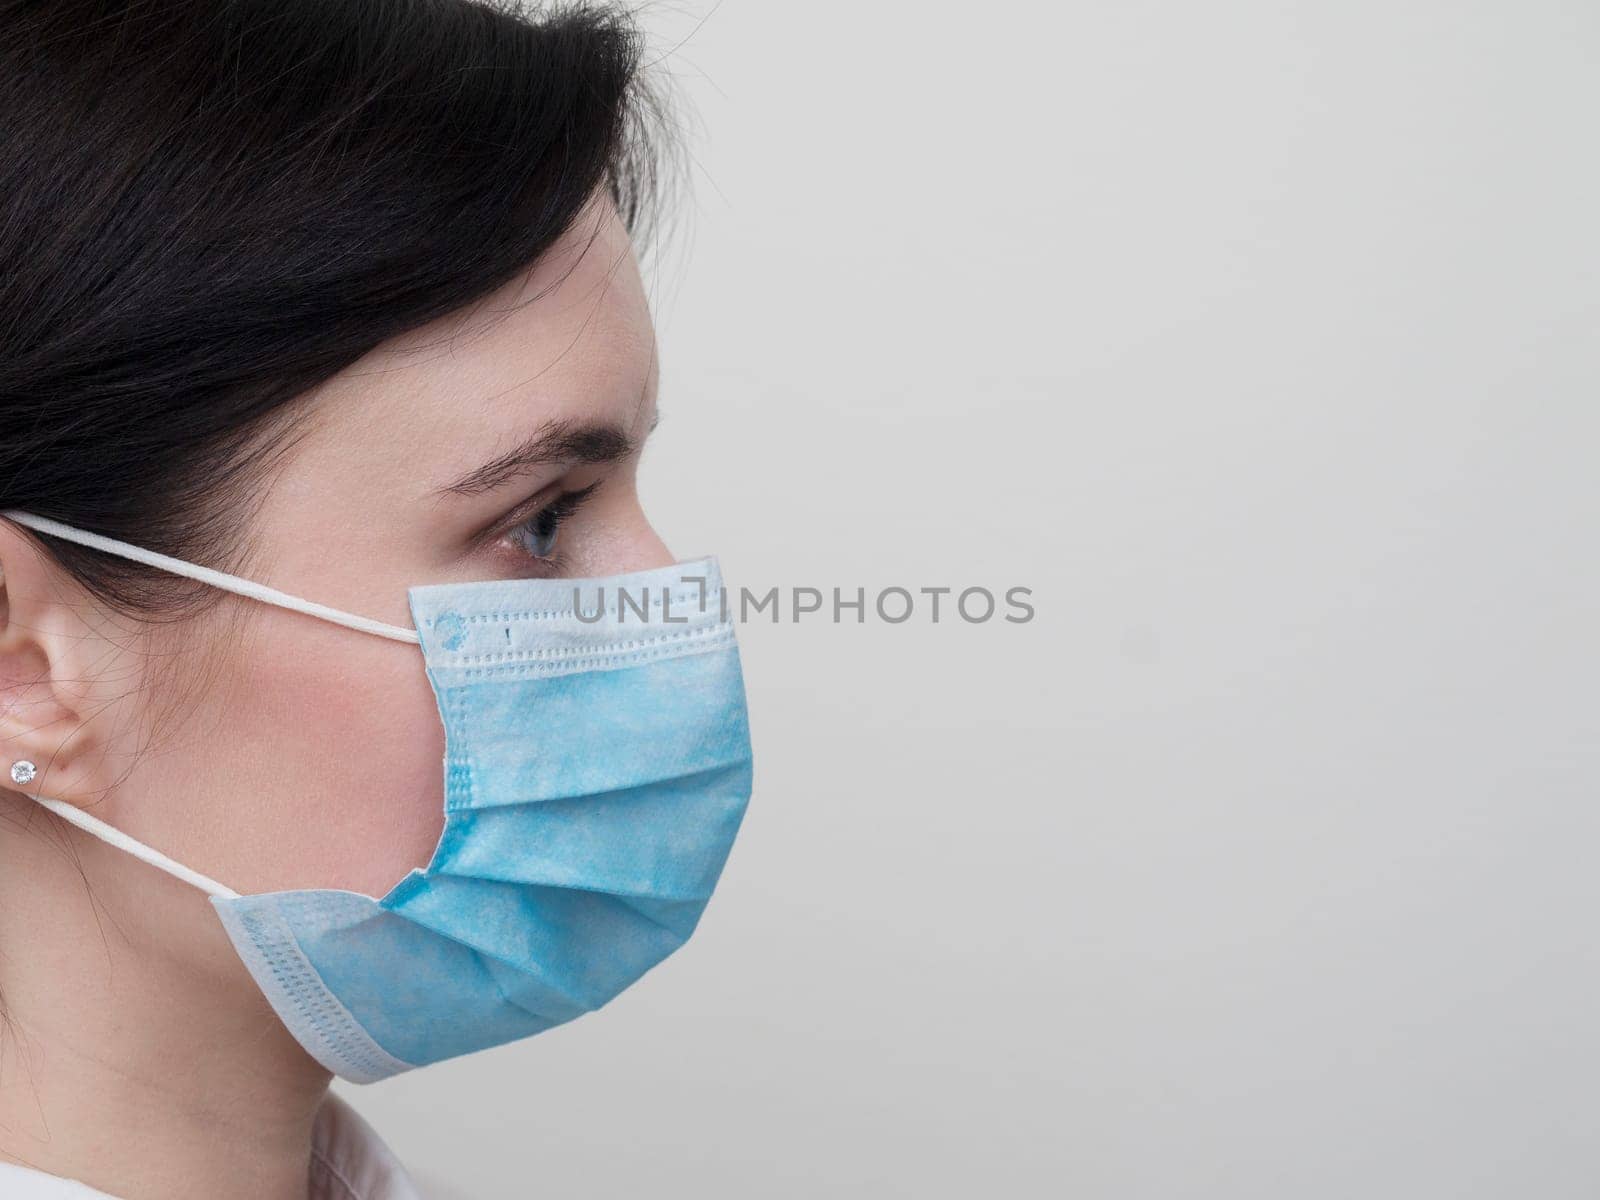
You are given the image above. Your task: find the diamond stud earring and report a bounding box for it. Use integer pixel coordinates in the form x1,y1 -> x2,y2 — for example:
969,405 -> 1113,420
9,760 -> 36,786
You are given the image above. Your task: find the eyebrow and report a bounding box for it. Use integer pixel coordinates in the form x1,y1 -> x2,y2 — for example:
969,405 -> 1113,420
434,412 -> 658,498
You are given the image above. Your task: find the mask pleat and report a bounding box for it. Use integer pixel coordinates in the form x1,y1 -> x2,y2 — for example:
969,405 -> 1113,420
378,869 -> 697,1013
427,760 -> 752,899
437,647 -> 751,809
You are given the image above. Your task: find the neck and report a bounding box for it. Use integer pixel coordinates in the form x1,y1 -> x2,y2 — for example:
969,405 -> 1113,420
0,789 -> 332,1200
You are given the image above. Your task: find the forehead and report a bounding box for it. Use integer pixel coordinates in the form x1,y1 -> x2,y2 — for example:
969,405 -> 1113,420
284,197 -> 657,503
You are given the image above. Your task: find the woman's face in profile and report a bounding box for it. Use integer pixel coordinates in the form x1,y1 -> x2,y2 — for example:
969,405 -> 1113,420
0,3 -> 755,1189
88,193 -> 669,915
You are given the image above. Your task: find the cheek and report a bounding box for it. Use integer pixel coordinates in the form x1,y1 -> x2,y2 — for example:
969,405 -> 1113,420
209,626 -> 447,897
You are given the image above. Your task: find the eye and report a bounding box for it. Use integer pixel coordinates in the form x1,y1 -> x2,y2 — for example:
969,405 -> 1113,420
504,482 -> 600,563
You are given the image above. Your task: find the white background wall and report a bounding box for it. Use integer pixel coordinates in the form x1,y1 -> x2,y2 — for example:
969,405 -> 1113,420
340,3 -> 1600,1196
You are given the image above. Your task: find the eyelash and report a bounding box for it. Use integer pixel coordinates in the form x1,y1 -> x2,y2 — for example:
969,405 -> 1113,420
503,481 -> 601,566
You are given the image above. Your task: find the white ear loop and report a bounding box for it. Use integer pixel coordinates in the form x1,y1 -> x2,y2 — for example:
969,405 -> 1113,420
0,510 -> 421,644
0,509 -> 424,899
24,790 -> 239,899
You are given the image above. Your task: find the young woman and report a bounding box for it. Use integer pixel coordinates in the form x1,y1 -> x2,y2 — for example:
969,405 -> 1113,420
0,2 -> 753,1197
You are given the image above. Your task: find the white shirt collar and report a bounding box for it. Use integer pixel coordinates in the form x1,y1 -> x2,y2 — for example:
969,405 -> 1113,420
0,1092 -> 422,1200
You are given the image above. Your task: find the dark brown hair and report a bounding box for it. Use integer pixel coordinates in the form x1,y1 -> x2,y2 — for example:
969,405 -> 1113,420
0,0 -> 674,621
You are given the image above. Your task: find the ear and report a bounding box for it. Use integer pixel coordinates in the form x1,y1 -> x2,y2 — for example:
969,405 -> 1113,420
0,522 -> 130,809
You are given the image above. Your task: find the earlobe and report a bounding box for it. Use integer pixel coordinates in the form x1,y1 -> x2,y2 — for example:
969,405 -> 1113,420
0,532 -> 109,809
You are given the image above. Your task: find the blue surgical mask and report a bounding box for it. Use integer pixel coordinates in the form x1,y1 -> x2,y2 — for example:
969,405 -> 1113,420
0,510 -> 754,1083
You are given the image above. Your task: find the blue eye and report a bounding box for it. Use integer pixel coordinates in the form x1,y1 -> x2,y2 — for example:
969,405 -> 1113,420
506,482 -> 599,562
511,508 -> 561,559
